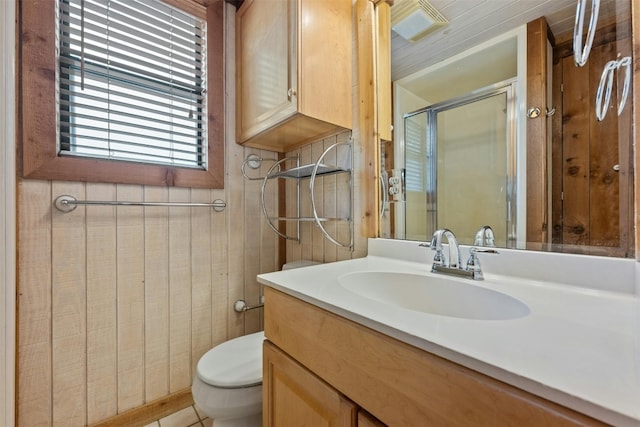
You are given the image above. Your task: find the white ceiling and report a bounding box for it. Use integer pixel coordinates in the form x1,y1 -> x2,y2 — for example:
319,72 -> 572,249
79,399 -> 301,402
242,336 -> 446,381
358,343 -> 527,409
391,0 -> 629,81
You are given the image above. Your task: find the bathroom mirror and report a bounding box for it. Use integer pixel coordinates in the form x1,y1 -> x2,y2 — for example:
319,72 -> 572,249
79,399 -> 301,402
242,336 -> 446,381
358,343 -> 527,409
381,0 -> 634,257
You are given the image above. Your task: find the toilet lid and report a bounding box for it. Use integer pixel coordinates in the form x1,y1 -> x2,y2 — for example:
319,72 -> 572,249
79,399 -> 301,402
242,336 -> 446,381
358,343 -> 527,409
197,331 -> 264,388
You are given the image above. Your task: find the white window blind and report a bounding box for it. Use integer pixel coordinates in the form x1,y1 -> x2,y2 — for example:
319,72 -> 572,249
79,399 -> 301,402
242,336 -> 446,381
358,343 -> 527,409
58,0 -> 207,169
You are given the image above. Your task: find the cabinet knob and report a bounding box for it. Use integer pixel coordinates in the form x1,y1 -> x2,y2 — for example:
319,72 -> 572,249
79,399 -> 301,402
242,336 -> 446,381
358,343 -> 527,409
287,88 -> 297,98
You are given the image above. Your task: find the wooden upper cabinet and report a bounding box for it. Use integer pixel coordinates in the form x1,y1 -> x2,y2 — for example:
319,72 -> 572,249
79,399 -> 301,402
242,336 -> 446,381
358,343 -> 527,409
236,0 -> 353,152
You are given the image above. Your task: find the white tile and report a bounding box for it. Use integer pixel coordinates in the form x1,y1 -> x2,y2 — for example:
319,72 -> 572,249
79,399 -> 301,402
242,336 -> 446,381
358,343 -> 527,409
201,418 -> 213,427
193,404 -> 206,420
144,422 -> 160,427
158,406 -> 200,427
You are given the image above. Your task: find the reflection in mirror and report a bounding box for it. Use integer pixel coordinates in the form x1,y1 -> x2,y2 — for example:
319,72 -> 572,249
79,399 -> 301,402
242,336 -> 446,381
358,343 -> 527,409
381,0 -> 634,257
403,82 -> 517,247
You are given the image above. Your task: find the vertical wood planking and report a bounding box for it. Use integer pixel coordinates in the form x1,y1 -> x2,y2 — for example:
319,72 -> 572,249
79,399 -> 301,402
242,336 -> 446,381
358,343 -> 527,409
300,145 -> 313,261
616,35 -> 633,256
588,40 -> 625,248
86,183 -> 118,424
562,56 -> 591,246
634,0 -> 640,259
168,187 -> 192,392
211,187 -> 229,346
116,184 -> 145,411
286,149 -> 302,263
259,149 -> 278,329
259,149 -> 278,276
191,188 -> 213,370
311,141 -> 325,262
226,0 -> 244,340
551,59 -> 564,245
323,136 -> 338,263
227,141 -> 246,339
244,148 -> 262,333
51,181 -> 86,427
17,180 -> 52,426
337,134 -> 354,261
143,186 -> 170,401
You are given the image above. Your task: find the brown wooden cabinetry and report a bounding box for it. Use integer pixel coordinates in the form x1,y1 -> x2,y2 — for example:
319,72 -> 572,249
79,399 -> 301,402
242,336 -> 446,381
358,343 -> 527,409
263,287 -> 606,426
236,0 -> 353,152
263,341 -> 357,426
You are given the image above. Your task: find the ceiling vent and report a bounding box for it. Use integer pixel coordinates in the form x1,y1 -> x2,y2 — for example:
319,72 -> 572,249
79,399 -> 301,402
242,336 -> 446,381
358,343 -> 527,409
391,0 -> 448,42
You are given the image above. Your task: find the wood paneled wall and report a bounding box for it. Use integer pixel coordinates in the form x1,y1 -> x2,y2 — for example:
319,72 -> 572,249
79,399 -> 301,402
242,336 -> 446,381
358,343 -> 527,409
16,143 -> 278,426
16,138 -> 365,426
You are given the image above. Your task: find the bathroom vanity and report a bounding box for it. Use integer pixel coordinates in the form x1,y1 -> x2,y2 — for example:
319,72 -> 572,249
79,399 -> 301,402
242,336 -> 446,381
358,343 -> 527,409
258,239 -> 640,426
263,288 -> 604,426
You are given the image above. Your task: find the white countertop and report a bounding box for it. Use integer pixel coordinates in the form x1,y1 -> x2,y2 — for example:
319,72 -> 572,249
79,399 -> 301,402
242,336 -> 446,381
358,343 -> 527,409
258,240 -> 640,426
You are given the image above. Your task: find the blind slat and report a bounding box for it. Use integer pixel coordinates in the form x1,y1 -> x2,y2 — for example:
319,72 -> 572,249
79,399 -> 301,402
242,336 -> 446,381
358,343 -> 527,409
61,0 -> 204,45
59,43 -> 204,89
59,91 -> 204,126
59,60 -> 204,98
60,132 -> 204,155
60,109 -> 204,141
59,12 -> 204,65
59,77 -> 203,116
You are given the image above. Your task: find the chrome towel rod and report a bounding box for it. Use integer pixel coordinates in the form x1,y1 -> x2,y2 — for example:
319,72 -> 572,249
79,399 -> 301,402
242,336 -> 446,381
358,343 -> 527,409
54,194 -> 227,213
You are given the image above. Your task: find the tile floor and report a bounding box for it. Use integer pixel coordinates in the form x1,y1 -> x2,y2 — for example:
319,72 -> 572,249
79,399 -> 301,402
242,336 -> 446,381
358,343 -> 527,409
144,405 -> 213,427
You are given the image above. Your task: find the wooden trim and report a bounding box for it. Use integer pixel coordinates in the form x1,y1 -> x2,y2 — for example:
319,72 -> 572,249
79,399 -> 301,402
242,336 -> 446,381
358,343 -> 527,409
1,1 -> 17,425
633,0 -> 640,259
18,0 -> 224,189
265,287 -> 607,426
526,17 -> 551,248
356,0 -> 381,241
88,388 -> 193,427
375,2 -> 392,142
162,0 -> 207,19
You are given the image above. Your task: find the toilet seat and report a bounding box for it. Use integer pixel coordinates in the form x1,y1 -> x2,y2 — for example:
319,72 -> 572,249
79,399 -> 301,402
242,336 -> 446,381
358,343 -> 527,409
196,331 -> 264,388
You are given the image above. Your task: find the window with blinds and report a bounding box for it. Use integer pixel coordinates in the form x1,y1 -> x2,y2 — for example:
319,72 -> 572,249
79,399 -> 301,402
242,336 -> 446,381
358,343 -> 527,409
58,0 -> 207,169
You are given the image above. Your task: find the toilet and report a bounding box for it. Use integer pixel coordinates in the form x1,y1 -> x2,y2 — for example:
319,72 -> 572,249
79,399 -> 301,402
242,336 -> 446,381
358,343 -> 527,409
192,331 -> 265,427
192,260 -> 320,426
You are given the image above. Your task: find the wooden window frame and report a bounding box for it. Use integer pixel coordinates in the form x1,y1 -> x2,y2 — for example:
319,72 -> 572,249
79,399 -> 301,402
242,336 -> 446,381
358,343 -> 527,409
18,0 -> 225,189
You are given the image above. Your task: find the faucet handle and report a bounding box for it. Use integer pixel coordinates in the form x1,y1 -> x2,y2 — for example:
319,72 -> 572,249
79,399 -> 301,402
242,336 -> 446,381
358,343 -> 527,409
469,247 -> 499,255
465,247 -> 499,280
419,241 -> 444,267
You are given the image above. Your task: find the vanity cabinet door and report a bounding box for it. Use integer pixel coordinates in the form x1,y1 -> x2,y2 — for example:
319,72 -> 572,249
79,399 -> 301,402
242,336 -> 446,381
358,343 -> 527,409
357,410 -> 386,427
263,341 -> 357,427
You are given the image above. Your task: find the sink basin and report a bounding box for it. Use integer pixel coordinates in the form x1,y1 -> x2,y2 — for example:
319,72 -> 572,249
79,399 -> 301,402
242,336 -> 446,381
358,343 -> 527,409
338,272 -> 530,320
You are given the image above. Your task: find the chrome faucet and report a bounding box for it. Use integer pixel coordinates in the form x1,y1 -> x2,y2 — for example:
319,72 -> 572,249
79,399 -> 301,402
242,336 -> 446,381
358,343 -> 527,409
429,228 -> 461,270
422,226 -> 498,280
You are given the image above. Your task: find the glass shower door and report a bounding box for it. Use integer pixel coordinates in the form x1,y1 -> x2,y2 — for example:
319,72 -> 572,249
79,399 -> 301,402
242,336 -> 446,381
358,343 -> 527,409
404,82 -> 516,246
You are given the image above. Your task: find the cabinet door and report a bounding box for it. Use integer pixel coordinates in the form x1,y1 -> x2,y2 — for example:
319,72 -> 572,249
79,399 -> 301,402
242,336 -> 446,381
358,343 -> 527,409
263,341 -> 357,427
236,0 -> 297,142
358,410 -> 386,427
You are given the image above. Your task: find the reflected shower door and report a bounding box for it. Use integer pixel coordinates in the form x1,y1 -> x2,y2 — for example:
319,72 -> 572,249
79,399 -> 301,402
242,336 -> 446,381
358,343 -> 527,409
404,83 -> 516,246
